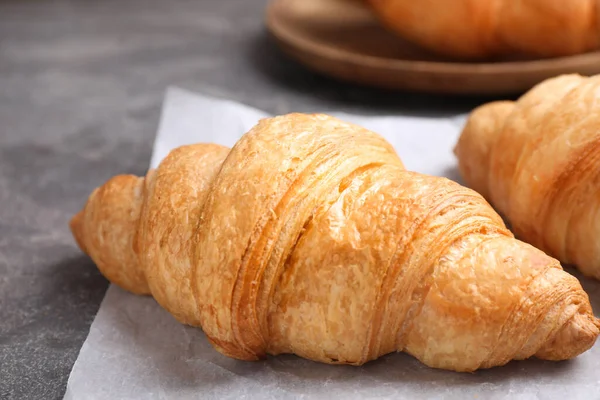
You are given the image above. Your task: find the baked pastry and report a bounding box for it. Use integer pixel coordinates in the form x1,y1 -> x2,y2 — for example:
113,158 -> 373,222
71,113 -> 599,372
367,0 -> 600,59
455,74 -> 600,279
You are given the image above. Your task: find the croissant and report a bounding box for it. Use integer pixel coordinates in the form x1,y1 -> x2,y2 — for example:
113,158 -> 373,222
70,113 -> 599,372
366,0 -> 600,59
455,74 -> 600,282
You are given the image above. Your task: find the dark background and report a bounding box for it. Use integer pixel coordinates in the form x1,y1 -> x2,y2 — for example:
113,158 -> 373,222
0,0 -> 492,398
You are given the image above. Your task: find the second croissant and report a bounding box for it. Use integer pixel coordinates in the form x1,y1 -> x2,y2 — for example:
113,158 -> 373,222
455,74 -> 600,280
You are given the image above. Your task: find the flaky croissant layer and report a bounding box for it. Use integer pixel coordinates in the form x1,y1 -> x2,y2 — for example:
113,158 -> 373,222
71,113 -> 599,372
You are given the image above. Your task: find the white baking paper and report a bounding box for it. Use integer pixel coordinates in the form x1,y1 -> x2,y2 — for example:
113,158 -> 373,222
64,87 -> 600,400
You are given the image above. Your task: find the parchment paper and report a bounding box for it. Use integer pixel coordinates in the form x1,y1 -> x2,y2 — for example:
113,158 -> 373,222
64,88 -> 600,400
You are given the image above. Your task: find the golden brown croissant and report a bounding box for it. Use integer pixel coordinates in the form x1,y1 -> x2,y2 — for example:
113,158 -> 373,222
71,113 -> 599,372
367,0 -> 600,59
455,74 -> 600,281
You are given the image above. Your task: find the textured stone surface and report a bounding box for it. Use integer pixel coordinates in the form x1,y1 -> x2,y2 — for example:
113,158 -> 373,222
0,0 -> 488,398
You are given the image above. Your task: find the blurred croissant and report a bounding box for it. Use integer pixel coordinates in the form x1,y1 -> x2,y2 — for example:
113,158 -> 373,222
70,113 -> 599,372
455,74 -> 600,280
367,0 -> 600,59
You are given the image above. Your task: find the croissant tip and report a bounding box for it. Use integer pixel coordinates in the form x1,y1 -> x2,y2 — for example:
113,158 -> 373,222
69,209 -> 87,254
536,311 -> 600,361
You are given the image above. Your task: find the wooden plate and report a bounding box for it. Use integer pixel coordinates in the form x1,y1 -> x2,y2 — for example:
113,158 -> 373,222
265,0 -> 600,95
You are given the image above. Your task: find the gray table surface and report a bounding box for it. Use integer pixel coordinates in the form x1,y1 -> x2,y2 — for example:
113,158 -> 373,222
0,1 -> 498,398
